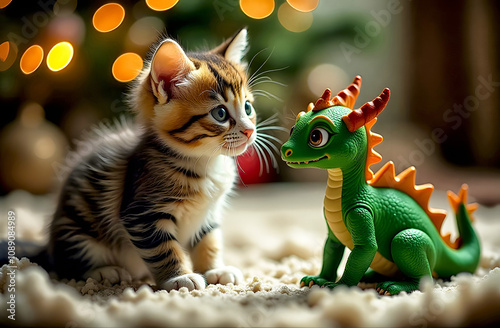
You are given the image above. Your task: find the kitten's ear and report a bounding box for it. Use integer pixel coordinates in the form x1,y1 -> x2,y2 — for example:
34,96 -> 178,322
150,39 -> 195,104
212,28 -> 248,65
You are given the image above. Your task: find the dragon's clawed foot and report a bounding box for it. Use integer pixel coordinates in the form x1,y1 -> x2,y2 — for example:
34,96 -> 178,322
321,282 -> 340,289
376,280 -> 420,295
300,275 -> 331,288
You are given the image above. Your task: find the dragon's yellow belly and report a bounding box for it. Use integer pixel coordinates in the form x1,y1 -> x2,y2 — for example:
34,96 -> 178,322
325,169 -> 399,277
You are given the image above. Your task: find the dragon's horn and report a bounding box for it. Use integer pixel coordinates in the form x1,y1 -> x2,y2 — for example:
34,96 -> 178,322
332,75 -> 362,109
342,88 -> 390,132
311,89 -> 332,112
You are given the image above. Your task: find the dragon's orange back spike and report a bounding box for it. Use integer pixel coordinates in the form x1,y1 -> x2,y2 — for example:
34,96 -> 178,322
342,88 -> 390,132
331,75 -> 362,109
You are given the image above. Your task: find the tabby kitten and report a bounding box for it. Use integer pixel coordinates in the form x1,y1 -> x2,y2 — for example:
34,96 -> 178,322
48,29 -> 256,291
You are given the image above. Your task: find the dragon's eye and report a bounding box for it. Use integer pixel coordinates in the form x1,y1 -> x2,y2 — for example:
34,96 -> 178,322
290,125 -> 295,136
309,127 -> 330,147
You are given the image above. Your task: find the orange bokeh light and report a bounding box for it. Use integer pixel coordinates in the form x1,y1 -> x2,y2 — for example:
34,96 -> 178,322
240,0 -> 275,19
278,2 -> 313,33
47,41 -> 74,72
112,52 -> 143,82
20,45 -> 44,74
145,0 -> 179,11
0,41 -> 18,72
286,0 -> 318,12
0,41 -> 9,62
0,0 -> 12,9
92,3 -> 125,32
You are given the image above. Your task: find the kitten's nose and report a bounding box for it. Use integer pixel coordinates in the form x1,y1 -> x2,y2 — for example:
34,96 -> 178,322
242,129 -> 254,139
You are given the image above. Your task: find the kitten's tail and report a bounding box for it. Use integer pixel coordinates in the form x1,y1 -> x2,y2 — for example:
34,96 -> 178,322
0,241 -> 50,269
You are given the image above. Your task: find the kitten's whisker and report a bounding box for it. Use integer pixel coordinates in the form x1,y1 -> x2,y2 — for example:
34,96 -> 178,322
251,143 -> 265,176
253,91 -> 282,101
231,145 -> 248,187
257,113 -> 280,127
249,76 -> 287,88
250,80 -> 288,88
235,156 -> 247,187
235,153 -> 246,174
256,134 -> 282,157
253,142 -> 271,175
257,126 -> 289,133
251,66 -> 289,78
195,140 -> 221,170
255,139 -> 279,174
276,107 -> 299,127
249,66 -> 289,85
256,113 -> 284,129
253,90 -> 282,102
246,48 -> 268,77
231,142 -> 236,158
248,48 -> 274,85
248,76 -> 273,88
249,75 -> 272,83
257,132 -> 285,146
257,137 -> 281,159
286,108 -> 298,122
248,75 -> 274,85
203,142 -> 225,178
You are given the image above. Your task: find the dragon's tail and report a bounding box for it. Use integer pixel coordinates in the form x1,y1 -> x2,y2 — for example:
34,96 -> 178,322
435,184 -> 481,278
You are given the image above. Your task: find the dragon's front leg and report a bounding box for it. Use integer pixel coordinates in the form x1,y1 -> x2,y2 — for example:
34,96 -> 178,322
301,229 -> 345,287
323,207 -> 377,289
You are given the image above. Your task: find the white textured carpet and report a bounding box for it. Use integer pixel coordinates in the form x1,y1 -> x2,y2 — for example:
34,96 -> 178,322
1,183 -> 500,327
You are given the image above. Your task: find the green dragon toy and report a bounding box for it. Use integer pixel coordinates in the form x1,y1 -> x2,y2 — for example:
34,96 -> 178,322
281,76 -> 481,295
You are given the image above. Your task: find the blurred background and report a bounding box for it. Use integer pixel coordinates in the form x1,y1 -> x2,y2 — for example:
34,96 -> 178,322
0,0 -> 499,205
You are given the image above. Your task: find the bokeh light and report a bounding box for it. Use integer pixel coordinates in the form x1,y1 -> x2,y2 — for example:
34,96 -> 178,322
47,42 -> 74,72
0,0 -> 12,9
20,102 -> 45,128
34,136 -> 57,160
286,0 -> 318,12
48,14 -> 86,46
278,2 -> 313,33
92,3 -> 125,32
20,45 -> 44,74
53,0 -> 78,16
112,53 -> 143,82
146,0 -> 179,11
240,0 -> 275,19
0,41 -> 18,72
128,16 -> 165,47
0,41 -> 10,62
307,63 -> 348,97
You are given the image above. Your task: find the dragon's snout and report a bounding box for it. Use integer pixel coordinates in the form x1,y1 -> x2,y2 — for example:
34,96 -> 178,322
281,142 -> 293,161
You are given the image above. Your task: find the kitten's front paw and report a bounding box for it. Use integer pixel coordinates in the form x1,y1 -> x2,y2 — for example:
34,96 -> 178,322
205,266 -> 243,285
162,273 -> 206,291
85,266 -> 132,284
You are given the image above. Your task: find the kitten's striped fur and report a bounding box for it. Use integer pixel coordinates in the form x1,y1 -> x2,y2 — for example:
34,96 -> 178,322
48,29 -> 258,290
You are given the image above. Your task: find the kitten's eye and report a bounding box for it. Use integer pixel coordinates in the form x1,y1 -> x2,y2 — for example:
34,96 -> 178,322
211,106 -> 228,122
244,101 -> 254,116
309,127 -> 330,148
290,125 -> 295,136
